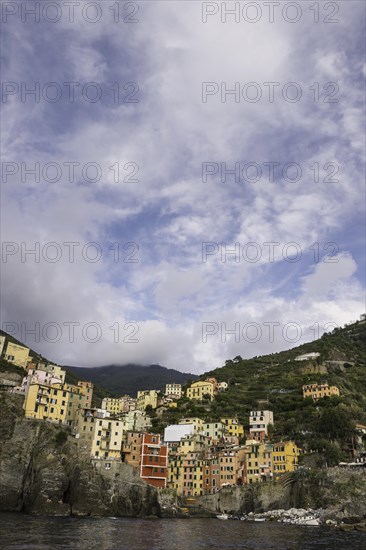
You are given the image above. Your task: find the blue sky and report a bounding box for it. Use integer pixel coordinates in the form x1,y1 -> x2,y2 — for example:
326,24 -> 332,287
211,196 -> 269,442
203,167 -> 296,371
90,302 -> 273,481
1,1 -> 365,373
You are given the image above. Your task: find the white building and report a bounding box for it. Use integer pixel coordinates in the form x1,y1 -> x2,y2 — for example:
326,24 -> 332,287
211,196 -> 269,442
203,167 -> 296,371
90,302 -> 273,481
164,423 -> 195,443
165,383 -> 182,399
122,410 -> 152,432
294,352 -> 320,361
204,422 -> 226,441
11,367 -> 64,396
249,410 -> 274,439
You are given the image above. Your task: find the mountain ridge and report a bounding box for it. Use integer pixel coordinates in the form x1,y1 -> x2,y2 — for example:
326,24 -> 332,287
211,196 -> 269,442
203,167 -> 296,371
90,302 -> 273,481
66,363 -> 199,397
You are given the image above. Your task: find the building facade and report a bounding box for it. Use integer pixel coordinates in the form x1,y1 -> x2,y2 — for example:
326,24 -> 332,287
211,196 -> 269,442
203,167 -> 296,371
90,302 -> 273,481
165,383 -> 182,399
302,383 -> 340,400
140,433 -> 168,488
4,342 -> 30,369
249,410 -> 274,440
272,441 -> 300,479
136,390 -> 159,411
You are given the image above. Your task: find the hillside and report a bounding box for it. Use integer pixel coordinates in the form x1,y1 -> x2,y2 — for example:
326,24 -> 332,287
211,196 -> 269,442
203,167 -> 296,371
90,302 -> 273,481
66,364 -> 198,397
154,319 -> 366,464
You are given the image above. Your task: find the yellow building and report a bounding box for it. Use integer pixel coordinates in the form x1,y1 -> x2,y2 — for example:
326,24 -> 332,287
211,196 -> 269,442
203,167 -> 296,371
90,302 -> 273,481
77,408 -> 110,453
302,383 -> 340,401
63,382 -> 91,425
219,448 -> 247,486
167,454 -> 184,494
221,417 -> 245,438
136,390 -> 159,411
101,397 -> 125,415
77,381 -> 93,408
272,441 -> 300,479
244,442 -> 273,484
24,383 -> 69,424
4,342 -> 30,369
186,380 -> 215,401
178,433 -> 207,455
181,452 -> 205,496
24,381 -> 91,426
91,417 -> 124,460
46,365 -> 66,384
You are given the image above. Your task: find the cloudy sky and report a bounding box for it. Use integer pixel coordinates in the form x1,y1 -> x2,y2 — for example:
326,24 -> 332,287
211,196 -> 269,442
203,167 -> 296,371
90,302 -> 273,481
1,1 -> 365,373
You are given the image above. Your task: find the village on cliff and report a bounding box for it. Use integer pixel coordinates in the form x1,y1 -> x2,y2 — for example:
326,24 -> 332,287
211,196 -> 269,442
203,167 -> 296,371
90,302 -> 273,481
1,333 -> 364,499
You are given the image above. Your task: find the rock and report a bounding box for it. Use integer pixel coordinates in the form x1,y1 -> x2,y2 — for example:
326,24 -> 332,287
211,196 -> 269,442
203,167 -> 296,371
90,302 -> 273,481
0,393 -> 161,518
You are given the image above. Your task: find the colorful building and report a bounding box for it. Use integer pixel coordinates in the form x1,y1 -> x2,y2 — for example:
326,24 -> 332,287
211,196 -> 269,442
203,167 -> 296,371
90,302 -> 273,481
219,447 -> 246,486
140,433 -> 168,488
178,417 -> 205,434
221,417 -> 245,438
24,383 -> 70,424
302,383 -> 340,401
164,423 -> 195,444
165,383 -> 182,399
77,380 -> 93,408
121,410 -> 152,432
76,407 -> 110,453
91,417 -> 124,460
178,433 -> 208,455
244,441 -> 273,484
136,390 -> 159,411
101,395 -> 136,415
204,422 -> 226,443
249,410 -> 274,440
122,431 -> 144,468
272,441 -> 300,479
4,342 -> 30,369
24,381 -> 91,426
186,380 -> 215,401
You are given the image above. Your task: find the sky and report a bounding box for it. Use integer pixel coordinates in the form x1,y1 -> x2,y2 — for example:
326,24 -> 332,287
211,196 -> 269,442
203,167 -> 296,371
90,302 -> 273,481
1,1 -> 365,373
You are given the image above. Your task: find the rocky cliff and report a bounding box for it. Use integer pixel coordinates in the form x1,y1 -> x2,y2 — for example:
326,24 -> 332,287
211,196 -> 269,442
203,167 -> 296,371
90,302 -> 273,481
1,392 -> 365,523
197,468 -> 366,524
0,393 -> 160,517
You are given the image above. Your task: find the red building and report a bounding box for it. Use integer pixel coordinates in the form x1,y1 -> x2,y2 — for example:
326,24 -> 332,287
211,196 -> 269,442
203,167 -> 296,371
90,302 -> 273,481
140,433 -> 168,488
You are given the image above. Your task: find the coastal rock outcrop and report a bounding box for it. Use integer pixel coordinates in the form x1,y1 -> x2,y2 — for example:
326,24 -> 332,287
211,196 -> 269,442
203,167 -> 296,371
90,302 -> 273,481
0,393 -> 159,517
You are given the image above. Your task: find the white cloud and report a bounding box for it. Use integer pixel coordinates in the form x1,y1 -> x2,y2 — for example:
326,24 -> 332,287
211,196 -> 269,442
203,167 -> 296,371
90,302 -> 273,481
1,1 -> 364,373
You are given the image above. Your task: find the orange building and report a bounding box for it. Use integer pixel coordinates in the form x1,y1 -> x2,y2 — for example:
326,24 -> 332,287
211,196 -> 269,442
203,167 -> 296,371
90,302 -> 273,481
140,433 -> 168,488
122,432 -> 144,468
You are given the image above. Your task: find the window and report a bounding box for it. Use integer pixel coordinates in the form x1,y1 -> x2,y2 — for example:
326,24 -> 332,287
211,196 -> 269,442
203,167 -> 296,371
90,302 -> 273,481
50,407 -> 54,413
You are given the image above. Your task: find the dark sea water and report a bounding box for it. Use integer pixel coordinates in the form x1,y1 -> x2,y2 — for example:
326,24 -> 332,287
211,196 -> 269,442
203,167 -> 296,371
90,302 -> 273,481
0,513 -> 365,550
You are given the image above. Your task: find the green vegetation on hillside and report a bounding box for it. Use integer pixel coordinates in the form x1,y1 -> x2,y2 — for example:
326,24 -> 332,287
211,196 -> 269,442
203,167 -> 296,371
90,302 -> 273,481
153,320 -> 366,464
66,364 -> 198,397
